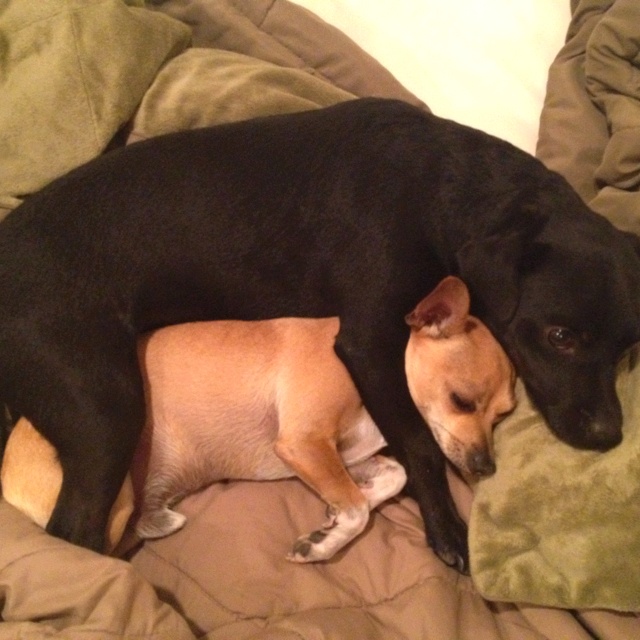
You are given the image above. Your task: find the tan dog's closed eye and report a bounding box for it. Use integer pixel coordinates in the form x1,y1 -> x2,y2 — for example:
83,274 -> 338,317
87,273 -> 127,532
1,277 -> 515,561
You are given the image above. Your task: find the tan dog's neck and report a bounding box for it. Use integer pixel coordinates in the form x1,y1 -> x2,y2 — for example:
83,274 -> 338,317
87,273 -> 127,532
405,277 -> 516,477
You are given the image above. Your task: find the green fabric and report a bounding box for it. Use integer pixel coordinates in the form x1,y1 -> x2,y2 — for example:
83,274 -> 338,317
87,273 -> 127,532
470,354 -> 640,610
127,48 -> 354,143
0,0 -> 191,219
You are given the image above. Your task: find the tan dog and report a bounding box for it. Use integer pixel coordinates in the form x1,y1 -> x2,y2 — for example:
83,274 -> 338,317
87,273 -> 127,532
1,276 -> 515,561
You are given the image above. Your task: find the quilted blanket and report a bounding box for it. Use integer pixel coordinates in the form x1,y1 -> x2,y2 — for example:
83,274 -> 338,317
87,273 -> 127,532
1,0 -> 639,638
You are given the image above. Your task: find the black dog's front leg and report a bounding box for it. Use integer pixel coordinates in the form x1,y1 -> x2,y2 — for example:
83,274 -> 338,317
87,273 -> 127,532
335,330 -> 469,572
399,424 -> 469,572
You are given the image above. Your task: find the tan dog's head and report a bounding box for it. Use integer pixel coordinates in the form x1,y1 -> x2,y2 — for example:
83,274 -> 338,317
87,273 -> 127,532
405,276 -> 516,478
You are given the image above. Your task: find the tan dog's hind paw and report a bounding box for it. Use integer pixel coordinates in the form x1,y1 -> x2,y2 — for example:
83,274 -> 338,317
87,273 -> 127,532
349,455 -> 407,509
136,507 -> 186,539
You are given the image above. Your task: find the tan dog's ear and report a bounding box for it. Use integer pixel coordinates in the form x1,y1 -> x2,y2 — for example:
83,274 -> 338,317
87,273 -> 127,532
405,276 -> 470,337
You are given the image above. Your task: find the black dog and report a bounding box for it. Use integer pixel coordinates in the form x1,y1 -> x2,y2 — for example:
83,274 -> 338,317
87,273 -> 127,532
1,99 -> 638,570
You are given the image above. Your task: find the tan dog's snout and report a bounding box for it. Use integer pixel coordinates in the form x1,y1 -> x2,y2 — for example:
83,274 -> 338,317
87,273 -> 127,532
465,444 -> 496,477
405,276 -> 516,477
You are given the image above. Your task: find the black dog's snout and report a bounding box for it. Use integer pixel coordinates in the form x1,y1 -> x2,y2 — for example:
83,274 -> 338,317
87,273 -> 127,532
581,410 -> 623,451
545,404 -> 624,452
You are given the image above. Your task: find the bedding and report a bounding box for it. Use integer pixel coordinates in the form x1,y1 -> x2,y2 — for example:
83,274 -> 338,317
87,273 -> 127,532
0,0 -> 191,220
470,358 -> 640,610
470,0 -> 640,610
1,0 -> 639,638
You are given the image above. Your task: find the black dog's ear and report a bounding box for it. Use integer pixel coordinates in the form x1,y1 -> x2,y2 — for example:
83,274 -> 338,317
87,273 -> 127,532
623,230 -> 640,258
457,201 -> 549,325
456,232 -> 524,325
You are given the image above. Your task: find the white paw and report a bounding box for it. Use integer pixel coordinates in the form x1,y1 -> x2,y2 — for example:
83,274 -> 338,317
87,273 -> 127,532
286,529 -> 334,563
136,508 -> 187,539
286,504 -> 369,563
350,456 -> 407,509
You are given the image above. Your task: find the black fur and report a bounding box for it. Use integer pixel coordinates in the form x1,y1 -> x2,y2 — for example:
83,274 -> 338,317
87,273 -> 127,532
1,98 -> 638,569
0,405 -> 13,483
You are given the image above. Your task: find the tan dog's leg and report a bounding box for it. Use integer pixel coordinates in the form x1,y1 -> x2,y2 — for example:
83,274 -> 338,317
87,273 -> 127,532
135,481 -> 187,540
275,434 -> 372,563
132,427 -> 188,540
347,454 -> 407,510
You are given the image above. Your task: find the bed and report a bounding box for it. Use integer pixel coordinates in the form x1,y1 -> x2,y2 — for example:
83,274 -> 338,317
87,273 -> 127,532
1,1 -> 639,638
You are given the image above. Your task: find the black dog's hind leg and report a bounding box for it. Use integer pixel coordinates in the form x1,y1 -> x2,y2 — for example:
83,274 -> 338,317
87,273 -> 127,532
48,359 -> 144,551
335,323 -> 469,572
7,332 -> 145,553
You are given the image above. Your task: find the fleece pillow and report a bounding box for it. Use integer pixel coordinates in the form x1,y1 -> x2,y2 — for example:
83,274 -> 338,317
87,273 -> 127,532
127,48 -> 354,143
470,351 -> 640,611
0,0 -> 190,218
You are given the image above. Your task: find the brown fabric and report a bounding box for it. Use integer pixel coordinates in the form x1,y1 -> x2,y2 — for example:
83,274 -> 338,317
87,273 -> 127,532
2,0 -> 639,638
146,0 -> 427,109
130,480 -> 557,640
0,500 -> 196,639
537,0 -> 640,235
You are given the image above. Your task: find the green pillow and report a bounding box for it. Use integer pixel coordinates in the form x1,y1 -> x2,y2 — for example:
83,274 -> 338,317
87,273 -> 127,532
0,0 -> 190,217
470,351 -> 640,610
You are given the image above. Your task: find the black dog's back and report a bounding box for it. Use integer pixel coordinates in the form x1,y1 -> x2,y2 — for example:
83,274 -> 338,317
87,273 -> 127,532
2,101 -> 418,324
0,98 -> 546,333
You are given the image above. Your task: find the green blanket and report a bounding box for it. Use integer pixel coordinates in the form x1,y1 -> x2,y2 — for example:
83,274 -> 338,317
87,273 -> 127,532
470,0 -> 640,611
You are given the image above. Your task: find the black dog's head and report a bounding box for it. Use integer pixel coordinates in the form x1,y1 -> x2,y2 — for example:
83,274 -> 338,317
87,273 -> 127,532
457,174 -> 640,451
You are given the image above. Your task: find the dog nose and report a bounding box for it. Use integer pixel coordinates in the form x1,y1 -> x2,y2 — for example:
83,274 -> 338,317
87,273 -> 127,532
466,448 -> 496,476
583,412 -> 623,451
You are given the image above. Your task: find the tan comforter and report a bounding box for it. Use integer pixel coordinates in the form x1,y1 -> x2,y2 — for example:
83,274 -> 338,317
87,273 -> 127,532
1,0 -> 638,638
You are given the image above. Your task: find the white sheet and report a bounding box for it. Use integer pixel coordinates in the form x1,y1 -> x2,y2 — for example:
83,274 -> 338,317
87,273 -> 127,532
292,1 -> 570,155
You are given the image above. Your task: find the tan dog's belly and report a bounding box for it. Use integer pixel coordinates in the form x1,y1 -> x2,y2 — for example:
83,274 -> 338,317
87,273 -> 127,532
132,318 -> 403,562
139,402 -> 385,485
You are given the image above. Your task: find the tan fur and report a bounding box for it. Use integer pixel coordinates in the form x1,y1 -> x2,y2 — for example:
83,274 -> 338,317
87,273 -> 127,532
1,418 -> 134,554
1,277 -> 515,561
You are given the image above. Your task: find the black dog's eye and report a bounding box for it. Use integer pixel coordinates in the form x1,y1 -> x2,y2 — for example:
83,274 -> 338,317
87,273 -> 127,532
450,392 -> 476,414
547,326 -> 579,354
